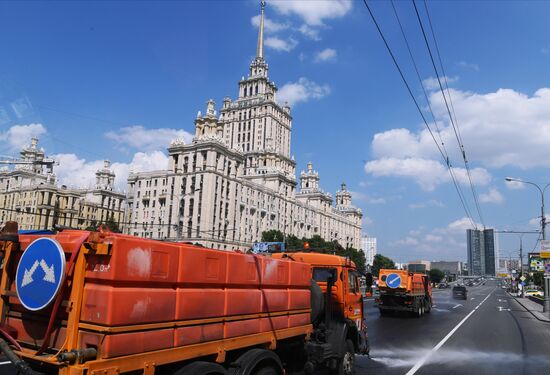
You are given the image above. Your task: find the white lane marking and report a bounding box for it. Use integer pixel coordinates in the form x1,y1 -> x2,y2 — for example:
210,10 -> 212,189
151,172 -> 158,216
497,306 -> 511,312
470,297 -> 475,300
452,304 -> 463,309
405,288 -> 495,375
0,361 -> 11,365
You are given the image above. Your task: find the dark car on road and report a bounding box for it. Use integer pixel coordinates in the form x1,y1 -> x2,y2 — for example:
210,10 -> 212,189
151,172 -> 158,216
452,285 -> 468,299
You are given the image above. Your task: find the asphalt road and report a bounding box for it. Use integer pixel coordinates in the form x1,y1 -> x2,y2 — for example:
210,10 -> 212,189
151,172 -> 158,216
357,279 -> 550,375
2,280 -> 550,374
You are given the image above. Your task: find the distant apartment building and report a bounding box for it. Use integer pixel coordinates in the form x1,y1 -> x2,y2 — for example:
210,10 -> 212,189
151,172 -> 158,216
361,236 -> 377,266
125,5 -> 362,250
0,138 -> 125,230
431,261 -> 463,276
408,260 -> 431,273
498,258 -> 520,274
467,228 -> 496,276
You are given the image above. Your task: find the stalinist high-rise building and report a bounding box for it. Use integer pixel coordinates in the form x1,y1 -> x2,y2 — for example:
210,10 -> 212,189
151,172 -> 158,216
126,3 -> 362,250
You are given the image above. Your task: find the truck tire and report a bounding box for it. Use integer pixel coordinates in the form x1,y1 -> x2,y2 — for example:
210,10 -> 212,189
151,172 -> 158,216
174,361 -> 227,375
425,300 -> 432,314
228,348 -> 283,375
255,366 -> 279,375
310,279 -> 324,324
331,339 -> 355,375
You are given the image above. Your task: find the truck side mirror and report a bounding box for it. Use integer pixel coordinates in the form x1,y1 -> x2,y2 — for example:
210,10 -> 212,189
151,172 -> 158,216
365,273 -> 373,288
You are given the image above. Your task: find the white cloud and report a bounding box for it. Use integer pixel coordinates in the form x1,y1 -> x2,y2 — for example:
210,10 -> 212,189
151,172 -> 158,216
264,36 -> 298,52
349,190 -> 386,204
504,179 -> 526,190
298,24 -> 321,41
105,126 -> 193,152
362,216 -> 373,226
366,87 -> 550,193
529,214 -> 549,228
422,75 -> 458,91
251,15 -> 289,33
314,48 -> 337,62
393,236 -> 420,246
425,234 -> 443,243
364,157 -> 491,191
277,77 -> 330,106
390,217 -> 478,260
53,151 -> 169,191
270,0 -> 353,26
442,217 -> 479,233
0,124 -> 47,152
479,188 -> 504,204
409,199 -> 445,209
457,61 -> 480,71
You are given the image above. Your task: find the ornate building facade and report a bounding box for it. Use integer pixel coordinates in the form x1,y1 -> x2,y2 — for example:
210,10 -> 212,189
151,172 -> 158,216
0,138 -> 125,230
125,4 -> 362,250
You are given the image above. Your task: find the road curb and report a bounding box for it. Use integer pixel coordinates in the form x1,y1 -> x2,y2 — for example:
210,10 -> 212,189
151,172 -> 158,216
508,292 -> 550,323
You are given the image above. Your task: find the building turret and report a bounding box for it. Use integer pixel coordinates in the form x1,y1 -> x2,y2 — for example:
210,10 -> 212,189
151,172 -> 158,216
300,161 -> 320,191
336,183 -> 352,207
19,138 -> 46,174
194,100 -> 224,140
95,160 -> 115,190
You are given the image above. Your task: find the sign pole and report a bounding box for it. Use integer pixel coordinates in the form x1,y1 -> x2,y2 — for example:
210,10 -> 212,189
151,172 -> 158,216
542,240 -> 550,315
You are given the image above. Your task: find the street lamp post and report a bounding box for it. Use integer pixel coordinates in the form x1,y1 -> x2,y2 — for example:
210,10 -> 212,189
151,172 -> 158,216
505,177 -> 550,315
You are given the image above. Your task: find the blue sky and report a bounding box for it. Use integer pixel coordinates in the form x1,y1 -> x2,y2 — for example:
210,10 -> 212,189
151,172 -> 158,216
1,0 -> 550,264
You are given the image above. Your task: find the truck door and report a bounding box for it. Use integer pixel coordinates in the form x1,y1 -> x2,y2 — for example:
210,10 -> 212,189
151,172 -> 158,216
344,269 -> 364,329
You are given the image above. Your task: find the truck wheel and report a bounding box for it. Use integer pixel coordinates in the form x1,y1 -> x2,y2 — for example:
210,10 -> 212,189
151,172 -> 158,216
228,348 -> 283,375
414,303 -> 422,318
331,339 -> 355,375
255,366 -> 279,375
425,301 -> 432,314
174,361 -> 227,375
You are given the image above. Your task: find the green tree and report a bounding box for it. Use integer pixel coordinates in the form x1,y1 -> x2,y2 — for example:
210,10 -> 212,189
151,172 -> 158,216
261,229 -> 284,242
85,220 -> 98,231
338,247 -> 367,274
85,214 -> 121,233
371,254 -> 396,277
285,234 -> 304,250
428,268 -> 445,284
530,271 -> 544,287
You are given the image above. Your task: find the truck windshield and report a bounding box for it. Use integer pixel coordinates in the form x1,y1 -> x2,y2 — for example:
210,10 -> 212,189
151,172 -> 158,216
313,268 -> 337,282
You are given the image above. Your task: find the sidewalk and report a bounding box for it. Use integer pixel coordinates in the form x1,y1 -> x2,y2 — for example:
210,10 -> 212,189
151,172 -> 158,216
509,292 -> 550,323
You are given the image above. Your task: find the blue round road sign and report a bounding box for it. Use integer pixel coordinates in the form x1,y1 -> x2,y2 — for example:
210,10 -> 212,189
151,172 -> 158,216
386,273 -> 401,289
15,238 -> 66,311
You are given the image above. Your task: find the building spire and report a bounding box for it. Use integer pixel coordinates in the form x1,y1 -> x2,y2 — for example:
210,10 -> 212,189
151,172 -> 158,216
256,0 -> 265,60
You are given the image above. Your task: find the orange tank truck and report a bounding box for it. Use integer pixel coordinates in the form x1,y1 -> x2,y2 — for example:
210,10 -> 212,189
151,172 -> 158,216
376,269 -> 432,317
0,222 -> 368,375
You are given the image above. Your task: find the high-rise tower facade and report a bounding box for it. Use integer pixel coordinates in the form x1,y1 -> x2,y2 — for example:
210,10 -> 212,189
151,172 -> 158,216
126,3 -> 362,250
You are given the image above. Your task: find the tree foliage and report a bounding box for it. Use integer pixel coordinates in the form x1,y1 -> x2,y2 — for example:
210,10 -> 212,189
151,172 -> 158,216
371,254 -> 396,277
529,271 -> 544,287
85,214 -> 121,233
428,268 -> 445,284
259,230 -> 367,274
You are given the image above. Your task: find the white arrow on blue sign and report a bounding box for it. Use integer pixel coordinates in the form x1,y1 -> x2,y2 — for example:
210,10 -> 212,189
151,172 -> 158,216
15,238 -> 66,311
386,273 -> 401,289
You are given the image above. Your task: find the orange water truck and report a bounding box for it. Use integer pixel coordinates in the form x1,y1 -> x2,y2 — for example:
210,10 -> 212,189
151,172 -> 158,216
376,269 -> 432,317
0,222 -> 369,375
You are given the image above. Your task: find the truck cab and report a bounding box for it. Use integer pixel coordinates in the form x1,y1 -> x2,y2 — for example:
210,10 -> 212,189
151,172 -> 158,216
273,252 -> 369,373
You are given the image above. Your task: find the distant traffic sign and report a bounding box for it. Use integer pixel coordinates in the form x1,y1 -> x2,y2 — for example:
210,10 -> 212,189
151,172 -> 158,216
386,273 -> 401,289
520,275 -> 526,282
15,238 -> 66,311
544,262 -> 550,276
